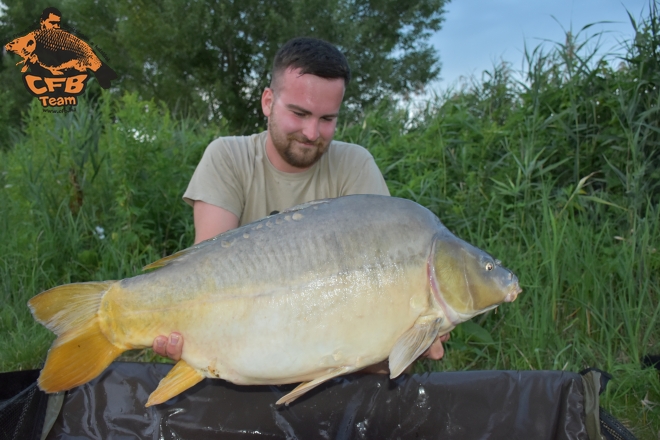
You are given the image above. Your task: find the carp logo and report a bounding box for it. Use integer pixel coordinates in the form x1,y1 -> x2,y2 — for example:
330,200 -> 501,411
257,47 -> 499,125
4,7 -> 117,109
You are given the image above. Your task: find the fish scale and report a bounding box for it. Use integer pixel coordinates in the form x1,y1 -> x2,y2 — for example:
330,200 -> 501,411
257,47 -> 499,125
28,195 -> 521,406
36,29 -> 91,55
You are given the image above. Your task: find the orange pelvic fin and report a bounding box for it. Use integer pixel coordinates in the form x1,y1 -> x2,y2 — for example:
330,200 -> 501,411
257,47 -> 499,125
28,282 -> 125,393
276,366 -> 353,406
146,360 -> 204,407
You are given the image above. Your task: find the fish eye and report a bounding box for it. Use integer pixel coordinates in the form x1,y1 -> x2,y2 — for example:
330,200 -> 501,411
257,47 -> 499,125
485,262 -> 494,271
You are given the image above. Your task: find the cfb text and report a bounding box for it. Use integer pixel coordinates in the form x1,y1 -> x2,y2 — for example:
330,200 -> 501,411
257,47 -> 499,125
22,74 -> 88,106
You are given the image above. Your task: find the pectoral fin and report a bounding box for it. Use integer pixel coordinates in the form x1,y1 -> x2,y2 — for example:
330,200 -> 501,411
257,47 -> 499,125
388,316 -> 443,378
146,360 -> 204,407
276,366 -> 353,406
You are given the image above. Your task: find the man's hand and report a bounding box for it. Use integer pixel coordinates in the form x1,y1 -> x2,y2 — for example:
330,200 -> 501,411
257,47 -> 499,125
153,332 -> 183,361
422,333 -> 450,360
359,332 -> 451,375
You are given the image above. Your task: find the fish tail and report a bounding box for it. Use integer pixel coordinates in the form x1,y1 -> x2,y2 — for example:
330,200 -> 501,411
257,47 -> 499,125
28,281 -> 125,393
93,63 -> 118,89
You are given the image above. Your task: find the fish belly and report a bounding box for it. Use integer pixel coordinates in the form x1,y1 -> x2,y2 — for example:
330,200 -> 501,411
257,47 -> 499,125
102,260 -> 430,385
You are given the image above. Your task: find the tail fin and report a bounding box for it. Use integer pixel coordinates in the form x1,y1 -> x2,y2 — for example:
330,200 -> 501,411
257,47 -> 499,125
28,282 -> 125,393
93,63 -> 117,89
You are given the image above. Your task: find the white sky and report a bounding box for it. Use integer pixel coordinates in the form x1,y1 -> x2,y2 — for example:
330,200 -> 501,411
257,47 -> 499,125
429,0 -> 650,91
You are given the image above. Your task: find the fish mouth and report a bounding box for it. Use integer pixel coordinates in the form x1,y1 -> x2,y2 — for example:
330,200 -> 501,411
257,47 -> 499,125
504,284 -> 522,303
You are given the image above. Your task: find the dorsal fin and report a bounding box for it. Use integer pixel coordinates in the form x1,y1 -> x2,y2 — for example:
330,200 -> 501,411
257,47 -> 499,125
281,199 -> 330,213
142,247 -> 194,270
143,201 -> 331,271
142,228 -> 240,271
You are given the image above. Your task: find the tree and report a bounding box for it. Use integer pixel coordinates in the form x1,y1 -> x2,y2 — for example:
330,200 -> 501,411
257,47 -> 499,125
1,0 -> 448,134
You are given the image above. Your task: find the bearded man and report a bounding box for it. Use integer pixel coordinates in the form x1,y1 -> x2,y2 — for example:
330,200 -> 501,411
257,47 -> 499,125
153,37 -> 449,367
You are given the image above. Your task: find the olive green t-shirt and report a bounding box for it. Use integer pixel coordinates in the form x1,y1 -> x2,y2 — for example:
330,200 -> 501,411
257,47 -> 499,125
183,131 -> 390,226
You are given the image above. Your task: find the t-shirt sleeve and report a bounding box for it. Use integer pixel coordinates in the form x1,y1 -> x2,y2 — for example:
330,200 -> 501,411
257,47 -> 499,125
182,138 -> 245,218
342,153 -> 390,197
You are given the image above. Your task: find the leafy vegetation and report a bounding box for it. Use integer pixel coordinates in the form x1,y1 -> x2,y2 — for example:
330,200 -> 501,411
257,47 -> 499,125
0,0 -> 447,142
1,4 -> 659,438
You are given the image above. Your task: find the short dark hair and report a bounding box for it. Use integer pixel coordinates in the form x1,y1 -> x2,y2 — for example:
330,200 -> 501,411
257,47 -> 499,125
40,7 -> 62,21
271,37 -> 351,89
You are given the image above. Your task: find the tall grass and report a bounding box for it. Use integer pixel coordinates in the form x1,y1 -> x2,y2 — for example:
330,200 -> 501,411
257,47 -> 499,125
1,5 -> 659,438
0,94 -> 215,369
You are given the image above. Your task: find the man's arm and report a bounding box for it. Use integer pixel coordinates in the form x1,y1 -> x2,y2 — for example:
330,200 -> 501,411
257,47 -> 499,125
193,200 -> 239,244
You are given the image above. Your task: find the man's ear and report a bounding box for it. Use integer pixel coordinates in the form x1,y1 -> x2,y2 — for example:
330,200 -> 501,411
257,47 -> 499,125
261,88 -> 274,117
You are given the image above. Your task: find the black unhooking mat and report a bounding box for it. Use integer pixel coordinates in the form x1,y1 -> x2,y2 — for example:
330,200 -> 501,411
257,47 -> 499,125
0,362 -> 637,439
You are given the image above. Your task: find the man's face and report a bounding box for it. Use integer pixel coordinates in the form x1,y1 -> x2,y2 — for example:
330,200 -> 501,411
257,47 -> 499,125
262,68 -> 345,170
41,13 -> 61,29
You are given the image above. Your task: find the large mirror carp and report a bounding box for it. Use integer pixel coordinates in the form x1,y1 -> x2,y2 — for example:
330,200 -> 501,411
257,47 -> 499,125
28,195 -> 521,406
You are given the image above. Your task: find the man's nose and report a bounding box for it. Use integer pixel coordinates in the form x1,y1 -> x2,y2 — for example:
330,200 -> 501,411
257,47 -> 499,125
301,119 -> 320,142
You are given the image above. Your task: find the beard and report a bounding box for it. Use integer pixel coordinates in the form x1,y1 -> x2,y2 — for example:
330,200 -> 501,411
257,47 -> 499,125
268,116 -> 330,169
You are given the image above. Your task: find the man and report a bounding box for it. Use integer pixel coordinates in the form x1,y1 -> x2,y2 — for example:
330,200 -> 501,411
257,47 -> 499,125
153,37 -> 449,367
40,7 -> 61,29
